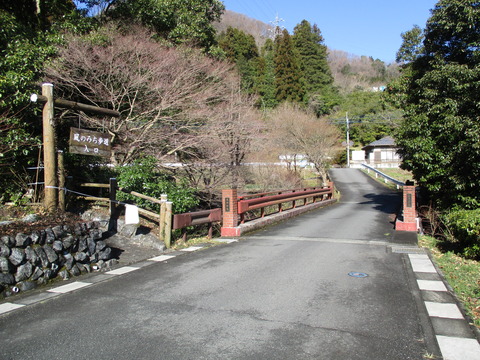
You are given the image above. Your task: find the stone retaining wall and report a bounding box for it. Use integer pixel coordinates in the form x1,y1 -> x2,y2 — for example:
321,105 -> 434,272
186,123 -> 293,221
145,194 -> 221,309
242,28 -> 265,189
0,221 -> 116,298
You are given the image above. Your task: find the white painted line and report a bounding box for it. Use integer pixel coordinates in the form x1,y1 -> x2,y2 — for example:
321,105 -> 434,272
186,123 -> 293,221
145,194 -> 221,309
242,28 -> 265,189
425,302 -> 464,319
417,279 -> 448,292
0,302 -> 25,314
180,246 -> 203,252
437,336 -> 480,360
409,254 -> 437,273
106,266 -> 139,275
47,281 -> 91,294
148,255 -> 176,262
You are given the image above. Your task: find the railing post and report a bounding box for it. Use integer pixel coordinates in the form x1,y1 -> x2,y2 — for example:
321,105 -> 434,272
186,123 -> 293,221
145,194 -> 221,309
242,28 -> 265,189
221,188 -> 240,237
164,201 -> 173,248
57,150 -> 65,212
108,178 -> 118,233
159,194 -> 168,246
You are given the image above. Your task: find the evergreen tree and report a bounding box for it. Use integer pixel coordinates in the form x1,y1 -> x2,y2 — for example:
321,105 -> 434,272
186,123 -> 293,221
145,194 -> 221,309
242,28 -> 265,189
274,29 -> 305,103
254,39 -> 277,109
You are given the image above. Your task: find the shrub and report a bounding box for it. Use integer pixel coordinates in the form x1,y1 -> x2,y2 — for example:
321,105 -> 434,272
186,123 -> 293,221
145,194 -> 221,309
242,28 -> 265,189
115,156 -> 198,214
442,209 -> 480,259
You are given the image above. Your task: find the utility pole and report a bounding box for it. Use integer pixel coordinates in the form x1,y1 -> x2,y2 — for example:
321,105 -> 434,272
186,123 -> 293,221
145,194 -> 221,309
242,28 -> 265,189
346,112 -> 350,168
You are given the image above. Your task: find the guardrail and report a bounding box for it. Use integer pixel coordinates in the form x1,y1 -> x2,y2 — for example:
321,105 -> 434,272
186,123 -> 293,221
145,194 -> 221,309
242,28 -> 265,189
173,208 -> 222,242
237,184 -> 334,224
361,164 -> 406,189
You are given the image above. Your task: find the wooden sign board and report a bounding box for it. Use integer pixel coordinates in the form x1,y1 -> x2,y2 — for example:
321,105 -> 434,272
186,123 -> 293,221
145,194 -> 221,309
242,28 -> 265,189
69,127 -> 111,157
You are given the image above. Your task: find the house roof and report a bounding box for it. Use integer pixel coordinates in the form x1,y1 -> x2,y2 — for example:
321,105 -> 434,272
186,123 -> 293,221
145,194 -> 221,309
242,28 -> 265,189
362,136 -> 397,150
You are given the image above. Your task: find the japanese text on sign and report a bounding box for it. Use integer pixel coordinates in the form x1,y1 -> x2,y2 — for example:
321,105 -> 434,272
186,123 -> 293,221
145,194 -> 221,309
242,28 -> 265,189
69,127 -> 111,157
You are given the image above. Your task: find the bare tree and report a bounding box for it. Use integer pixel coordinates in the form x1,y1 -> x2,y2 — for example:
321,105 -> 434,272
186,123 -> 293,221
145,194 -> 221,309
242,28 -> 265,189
268,103 -> 341,184
46,24 -> 239,165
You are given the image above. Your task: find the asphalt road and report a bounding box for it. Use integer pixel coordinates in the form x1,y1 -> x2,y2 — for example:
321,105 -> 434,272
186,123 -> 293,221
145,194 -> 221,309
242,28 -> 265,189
0,169 -> 436,359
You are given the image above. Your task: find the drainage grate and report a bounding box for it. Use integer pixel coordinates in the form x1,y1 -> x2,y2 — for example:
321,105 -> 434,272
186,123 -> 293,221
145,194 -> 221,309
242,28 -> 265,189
390,246 -> 426,254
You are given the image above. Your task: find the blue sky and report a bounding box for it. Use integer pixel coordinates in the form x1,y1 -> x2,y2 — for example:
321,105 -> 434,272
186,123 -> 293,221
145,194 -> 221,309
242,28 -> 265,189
222,0 -> 439,63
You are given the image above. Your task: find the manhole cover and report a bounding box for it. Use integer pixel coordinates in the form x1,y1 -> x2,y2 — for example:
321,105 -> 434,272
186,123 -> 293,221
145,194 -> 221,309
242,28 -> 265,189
348,272 -> 369,278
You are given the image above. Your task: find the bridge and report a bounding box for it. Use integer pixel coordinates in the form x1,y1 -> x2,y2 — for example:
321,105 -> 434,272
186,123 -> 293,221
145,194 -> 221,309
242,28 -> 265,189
0,168 -> 479,359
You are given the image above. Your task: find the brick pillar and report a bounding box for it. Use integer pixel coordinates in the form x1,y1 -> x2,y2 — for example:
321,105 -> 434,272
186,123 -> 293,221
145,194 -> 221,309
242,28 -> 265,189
221,188 -> 241,237
396,185 -> 417,231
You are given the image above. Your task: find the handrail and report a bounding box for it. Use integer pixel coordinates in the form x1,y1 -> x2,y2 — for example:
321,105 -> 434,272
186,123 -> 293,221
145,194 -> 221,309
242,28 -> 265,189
237,185 -> 334,224
361,164 -> 406,188
173,208 -> 222,242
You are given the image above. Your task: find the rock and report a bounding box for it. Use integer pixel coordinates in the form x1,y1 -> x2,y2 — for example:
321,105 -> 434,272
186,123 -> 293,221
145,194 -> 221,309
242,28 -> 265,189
87,238 -> 96,255
0,256 -> 14,273
43,245 -> 58,263
106,259 -> 119,268
1,235 -> 15,247
77,237 -> 88,253
30,230 -> 42,245
9,248 -> 25,266
73,223 -> 83,236
64,254 -> 75,270
58,269 -> 69,280
15,233 -> 32,247
95,240 -> 107,252
69,264 -> 81,277
43,269 -> 55,280
89,228 -> 103,241
52,225 -> 65,239
120,224 -> 138,237
0,243 -> 11,257
0,273 -> 15,285
25,246 -> 40,266
31,267 -> 44,281
35,247 -> 50,268
74,252 -> 89,263
98,247 -> 112,261
15,263 -> 33,282
38,230 -> 47,245
45,228 -> 56,244
62,235 -> 75,250
22,214 -> 40,223
17,281 -> 37,292
52,241 -> 64,253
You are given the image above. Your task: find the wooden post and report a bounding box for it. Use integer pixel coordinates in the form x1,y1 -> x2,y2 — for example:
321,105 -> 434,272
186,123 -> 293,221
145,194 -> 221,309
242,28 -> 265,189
159,194 -> 168,245
165,201 -> 173,248
42,83 -> 57,211
57,150 -> 65,212
108,178 -> 118,232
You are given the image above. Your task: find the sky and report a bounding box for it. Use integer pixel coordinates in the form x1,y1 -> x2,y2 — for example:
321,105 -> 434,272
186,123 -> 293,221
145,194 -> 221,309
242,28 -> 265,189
222,0 -> 439,63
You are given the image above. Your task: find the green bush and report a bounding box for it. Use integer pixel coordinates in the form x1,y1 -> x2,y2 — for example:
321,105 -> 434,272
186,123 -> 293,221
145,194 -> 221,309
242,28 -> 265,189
115,156 -> 198,214
442,209 -> 480,259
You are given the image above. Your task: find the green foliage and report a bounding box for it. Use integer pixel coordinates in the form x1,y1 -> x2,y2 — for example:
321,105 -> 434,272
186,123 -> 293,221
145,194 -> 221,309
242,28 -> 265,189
389,0 -> 480,208
442,209 -> 480,259
396,25 -> 425,63
274,29 -> 305,103
115,156 -> 199,214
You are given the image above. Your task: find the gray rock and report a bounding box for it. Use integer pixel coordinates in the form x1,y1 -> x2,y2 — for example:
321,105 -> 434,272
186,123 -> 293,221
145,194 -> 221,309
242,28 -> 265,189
52,240 -> 64,253
95,240 -> 107,252
45,228 -> 56,244
89,228 -> 103,241
31,267 -> 44,281
25,246 -> 40,266
43,269 -> 55,279
0,256 -> 13,273
35,247 -> 50,268
15,263 -> 33,282
15,233 -> 32,247
0,273 -> 15,285
74,252 -> 89,263
43,246 -> 58,263
106,259 -> 119,268
62,235 -> 75,250
52,225 -> 65,239
30,230 -> 42,244
98,247 -> 112,261
58,269 -> 69,280
9,248 -> 25,266
120,224 -> 138,237
0,243 -> 11,257
64,254 -> 75,270
18,280 -> 37,292
22,214 -> 40,223
69,264 -> 81,277
1,235 -> 15,247
87,238 -> 96,255
77,237 -> 87,253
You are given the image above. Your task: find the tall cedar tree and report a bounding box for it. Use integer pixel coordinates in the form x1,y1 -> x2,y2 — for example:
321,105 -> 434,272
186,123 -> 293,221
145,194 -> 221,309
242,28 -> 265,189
255,39 -> 277,108
274,29 -> 305,103
390,0 -> 480,208
218,27 -> 259,91
292,20 -> 333,94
